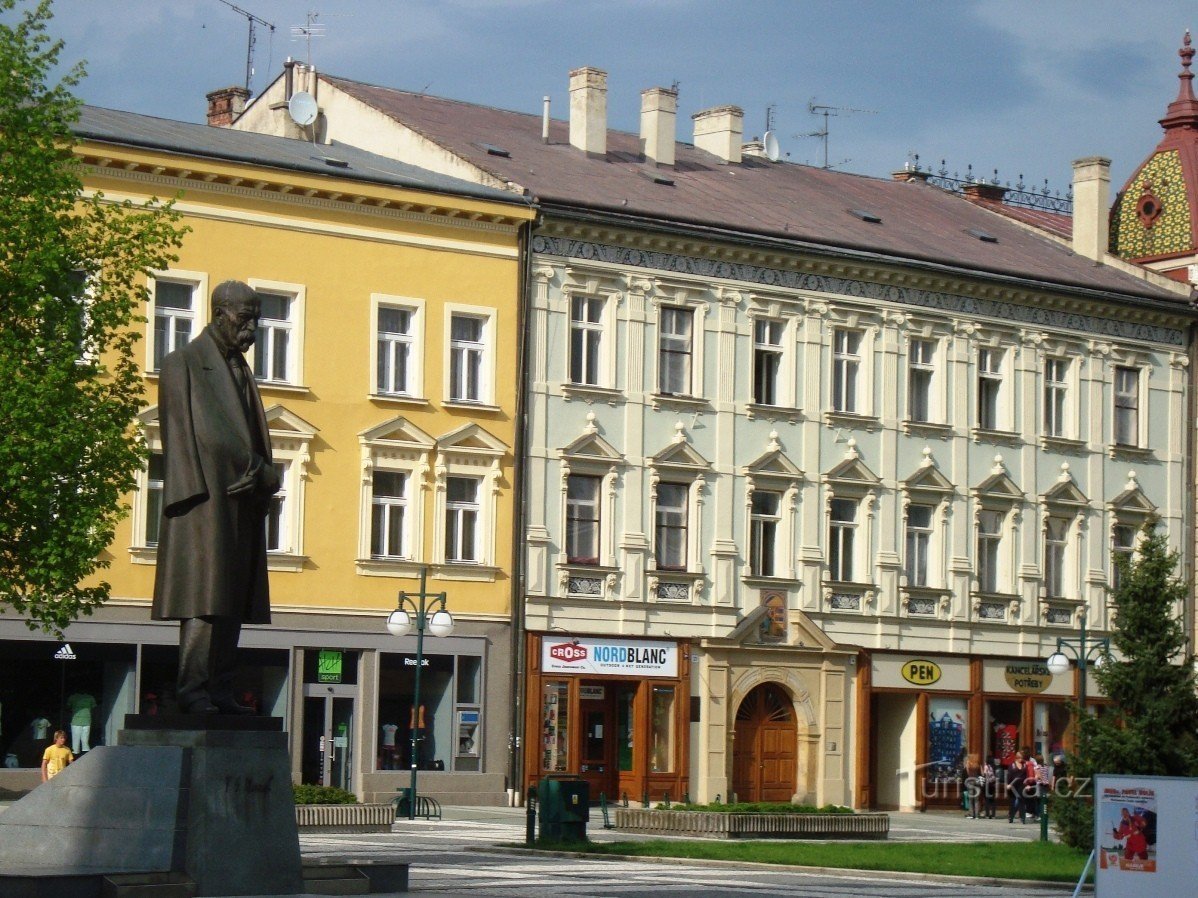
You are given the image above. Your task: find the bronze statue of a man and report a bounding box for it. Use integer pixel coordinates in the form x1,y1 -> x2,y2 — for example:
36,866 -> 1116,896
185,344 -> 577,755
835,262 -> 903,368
151,280 -> 280,714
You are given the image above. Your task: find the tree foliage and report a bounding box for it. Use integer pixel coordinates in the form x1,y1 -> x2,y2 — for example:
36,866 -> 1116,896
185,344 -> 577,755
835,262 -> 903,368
1051,523 -> 1198,850
0,0 -> 186,632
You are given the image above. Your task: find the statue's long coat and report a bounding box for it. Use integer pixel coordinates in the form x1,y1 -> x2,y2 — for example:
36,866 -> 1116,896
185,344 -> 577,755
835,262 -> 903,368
151,326 -> 273,623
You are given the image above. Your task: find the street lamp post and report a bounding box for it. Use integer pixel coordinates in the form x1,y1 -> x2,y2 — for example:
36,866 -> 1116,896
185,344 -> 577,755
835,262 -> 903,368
1045,611 -> 1110,717
386,566 -> 453,820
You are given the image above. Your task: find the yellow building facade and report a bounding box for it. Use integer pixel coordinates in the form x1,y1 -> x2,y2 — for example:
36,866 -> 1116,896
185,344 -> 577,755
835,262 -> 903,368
0,106 -> 533,805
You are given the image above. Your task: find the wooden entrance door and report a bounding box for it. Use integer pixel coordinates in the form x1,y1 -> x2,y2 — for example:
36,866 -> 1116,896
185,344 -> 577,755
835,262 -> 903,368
732,683 -> 797,802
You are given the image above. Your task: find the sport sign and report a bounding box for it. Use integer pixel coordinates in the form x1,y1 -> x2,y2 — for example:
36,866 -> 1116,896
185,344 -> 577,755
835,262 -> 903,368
542,637 -> 677,677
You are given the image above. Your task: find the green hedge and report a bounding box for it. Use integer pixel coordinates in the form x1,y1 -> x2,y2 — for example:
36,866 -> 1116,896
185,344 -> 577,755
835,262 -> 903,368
668,802 -> 853,815
292,783 -> 358,805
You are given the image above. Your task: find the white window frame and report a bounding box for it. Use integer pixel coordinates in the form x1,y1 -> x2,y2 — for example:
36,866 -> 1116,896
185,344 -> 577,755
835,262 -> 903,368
569,295 -> 607,388
565,472 -> 603,565
752,317 -> 787,407
828,496 -> 859,583
1113,364 -> 1143,448
246,278 -> 305,387
907,338 -> 937,423
130,407 -> 164,560
657,305 -> 695,397
146,269 -> 208,373
1043,356 -> 1070,439
654,481 -> 690,571
1111,522 -> 1137,592
831,328 -> 862,414
372,294 -> 426,400
1043,515 -> 1069,599
263,407 -> 316,572
431,424 -> 505,576
904,503 -> 934,587
356,417 -> 434,577
976,507 -> 1008,594
977,346 -> 1007,431
444,475 -> 482,563
749,489 -> 782,577
444,305 -> 496,406
370,469 -> 409,560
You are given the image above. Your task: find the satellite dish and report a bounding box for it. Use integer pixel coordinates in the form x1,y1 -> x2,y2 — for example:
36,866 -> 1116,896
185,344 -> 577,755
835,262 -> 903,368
287,91 -> 318,127
763,130 -> 780,162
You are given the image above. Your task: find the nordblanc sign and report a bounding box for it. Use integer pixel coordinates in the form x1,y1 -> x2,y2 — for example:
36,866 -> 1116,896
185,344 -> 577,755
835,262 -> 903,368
542,637 -> 677,677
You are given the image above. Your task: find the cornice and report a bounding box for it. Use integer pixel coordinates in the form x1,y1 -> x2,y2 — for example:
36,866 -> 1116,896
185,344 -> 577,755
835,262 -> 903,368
533,226 -> 1188,347
79,153 -> 528,234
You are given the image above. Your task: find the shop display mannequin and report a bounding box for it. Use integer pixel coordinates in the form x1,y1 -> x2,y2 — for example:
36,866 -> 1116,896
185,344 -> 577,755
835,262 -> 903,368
66,691 -> 97,754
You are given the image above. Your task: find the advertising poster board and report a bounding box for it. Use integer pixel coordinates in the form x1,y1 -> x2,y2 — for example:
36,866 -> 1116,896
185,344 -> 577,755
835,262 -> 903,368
1094,774 -> 1198,896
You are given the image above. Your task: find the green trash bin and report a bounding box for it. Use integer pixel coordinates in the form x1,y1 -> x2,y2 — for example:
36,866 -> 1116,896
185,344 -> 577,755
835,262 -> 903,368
537,777 -> 589,842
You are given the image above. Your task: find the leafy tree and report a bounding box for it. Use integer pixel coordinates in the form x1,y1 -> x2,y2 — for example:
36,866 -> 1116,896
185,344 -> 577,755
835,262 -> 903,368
1051,523 -> 1198,850
0,0 -> 186,632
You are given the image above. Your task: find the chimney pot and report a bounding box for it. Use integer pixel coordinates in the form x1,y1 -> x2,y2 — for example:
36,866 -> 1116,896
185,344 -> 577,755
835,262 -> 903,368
1071,156 -> 1111,261
640,87 -> 677,167
569,66 -> 607,156
206,86 -> 251,128
692,105 -> 744,164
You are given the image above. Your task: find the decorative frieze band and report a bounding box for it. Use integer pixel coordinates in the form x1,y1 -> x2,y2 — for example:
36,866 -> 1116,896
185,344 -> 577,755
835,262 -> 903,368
531,235 -> 1185,346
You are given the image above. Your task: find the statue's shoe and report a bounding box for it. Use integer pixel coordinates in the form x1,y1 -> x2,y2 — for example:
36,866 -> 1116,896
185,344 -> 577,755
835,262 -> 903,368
184,698 -> 219,714
212,697 -> 255,715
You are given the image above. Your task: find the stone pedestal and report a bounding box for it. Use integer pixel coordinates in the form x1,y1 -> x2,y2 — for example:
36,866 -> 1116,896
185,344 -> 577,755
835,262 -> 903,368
0,717 -> 303,897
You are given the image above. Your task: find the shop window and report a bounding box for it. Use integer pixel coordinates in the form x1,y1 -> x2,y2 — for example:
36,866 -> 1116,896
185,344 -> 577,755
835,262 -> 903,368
541,681 -> 569,772
617,687 -> 635,772
456,655 -> 481,704
377,651 -> 463,772
928,699 -> 967,783
650,686 -> 676,773
988,700 -> 1022,767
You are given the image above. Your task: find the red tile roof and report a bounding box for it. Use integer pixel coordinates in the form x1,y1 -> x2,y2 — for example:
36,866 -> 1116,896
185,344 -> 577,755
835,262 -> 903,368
326,75 -> 1184,304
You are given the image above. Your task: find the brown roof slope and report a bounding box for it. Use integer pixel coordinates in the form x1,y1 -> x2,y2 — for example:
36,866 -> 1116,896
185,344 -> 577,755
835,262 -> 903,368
328,76 -> 1181,303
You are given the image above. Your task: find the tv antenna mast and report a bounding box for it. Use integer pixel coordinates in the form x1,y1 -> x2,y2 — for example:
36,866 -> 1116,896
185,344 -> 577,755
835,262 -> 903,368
795,99 -> 876,169
291,11 -> 326,66
214,0 -> 275,94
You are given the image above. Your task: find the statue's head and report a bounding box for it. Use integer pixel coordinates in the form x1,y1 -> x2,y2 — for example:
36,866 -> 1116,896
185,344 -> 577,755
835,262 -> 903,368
211,280 -> 260,353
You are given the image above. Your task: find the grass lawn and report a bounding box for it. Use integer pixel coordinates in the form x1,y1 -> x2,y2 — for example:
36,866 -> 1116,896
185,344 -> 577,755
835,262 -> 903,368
527,839 -> 1090,883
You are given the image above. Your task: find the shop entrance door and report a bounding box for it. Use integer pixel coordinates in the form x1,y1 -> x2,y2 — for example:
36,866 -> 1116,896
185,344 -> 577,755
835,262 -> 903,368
732,683 -> 797,802
301,684 -> 356,791
578,682 -> 615,801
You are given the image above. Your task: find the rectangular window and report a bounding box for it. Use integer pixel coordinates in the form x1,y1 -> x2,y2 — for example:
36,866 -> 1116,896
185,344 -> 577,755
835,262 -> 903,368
905,504 -> 933,587
569,296 -> 604,386
152,280 -> 196,370
650,686 -> 676,774
377,306 -> 414,395
266,462 -> 288,553
1112,524 -> 1136,591
145,452 -> 164,547
753,319 -> 784,405
977,348 -> 1003,430
566,474 -> 601,564
541,681 -> 569,772
1045,517 -> 1068,598
1114,366 -> 1140,446
828,497 -> 857,582
253,291 -> 293,383
449,314 -> 485,402
444,476 -> 480,562
750,490 -> 781,577
1044,358 -> 1068,437
655,482 -> 688,570
908,339 -> 935,423
658,306 -> 693,395
977,509 -> 1003,593
832,328 -> 861,413
370,471 -> 407,559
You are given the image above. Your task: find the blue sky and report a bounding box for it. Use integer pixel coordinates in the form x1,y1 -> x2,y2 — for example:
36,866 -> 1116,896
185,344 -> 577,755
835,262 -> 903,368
39,0 -> 1196,195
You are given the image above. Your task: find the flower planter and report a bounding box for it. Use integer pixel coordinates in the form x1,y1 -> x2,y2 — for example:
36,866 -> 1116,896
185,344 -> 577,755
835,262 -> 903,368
613,808 -> 889,840
295,802 -> 395,833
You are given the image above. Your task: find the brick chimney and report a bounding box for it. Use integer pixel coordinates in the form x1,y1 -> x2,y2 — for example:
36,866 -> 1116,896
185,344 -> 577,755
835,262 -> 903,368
640,87 -> 677,167
206,86 -> 250,128
569,66 -> 607,156
1071,156 -> 1111,262
693,106 -> 743,164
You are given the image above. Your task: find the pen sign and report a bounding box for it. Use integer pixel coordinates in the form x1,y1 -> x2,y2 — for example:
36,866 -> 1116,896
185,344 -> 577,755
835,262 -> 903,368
902,659 -> 942,686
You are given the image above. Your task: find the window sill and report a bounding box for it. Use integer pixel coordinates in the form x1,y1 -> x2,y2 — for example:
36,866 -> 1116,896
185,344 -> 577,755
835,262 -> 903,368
1109,443 -> 1153,460
369,393 -> 430,408
129,545 -> 158,565
901,420 -> 954,437
431,563 -> 499,582
1040,435 -> 1087,452
257,381 -> 311,396
267,552 -> 307,573
824,411 -> 880,430
442,399 -> 502,413
356,557 -> 427,578
743,573 -> 797,588
971,426 -> 1022,445
746,402 -> 801,423
561,383 -> 624,403
650,393 -> 710,412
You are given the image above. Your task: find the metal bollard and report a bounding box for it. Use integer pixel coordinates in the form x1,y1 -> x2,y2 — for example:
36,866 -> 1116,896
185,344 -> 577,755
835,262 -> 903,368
621,791 -> 629,809
662,791 -> 670,808
642,787 -> 649,808
1040,806 -> 1049,842
525,787 -> 537,845
599,792 -> 612,829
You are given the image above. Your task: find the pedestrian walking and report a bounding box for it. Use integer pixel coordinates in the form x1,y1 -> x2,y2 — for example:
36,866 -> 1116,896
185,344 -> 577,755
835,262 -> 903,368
1006,751 -> 1027,823
40,729 -> 73,782
981,757 -> 998,818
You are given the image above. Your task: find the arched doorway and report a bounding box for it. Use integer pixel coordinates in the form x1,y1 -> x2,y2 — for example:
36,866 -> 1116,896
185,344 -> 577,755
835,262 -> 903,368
732,683 -> 797,802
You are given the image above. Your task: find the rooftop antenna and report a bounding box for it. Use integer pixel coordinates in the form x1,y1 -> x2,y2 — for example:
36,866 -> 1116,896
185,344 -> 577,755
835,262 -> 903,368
290,11 -> 325,66
214,0 -> 275,94
762,104 -> 780,162
795,99 -> 877,169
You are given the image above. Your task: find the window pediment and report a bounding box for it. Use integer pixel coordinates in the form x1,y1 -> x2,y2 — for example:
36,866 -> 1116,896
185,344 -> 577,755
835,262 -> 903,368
744,447 -> 804,484
1043,475 -> 1089,510
561,431 -> 624,465
824,454 -> 879,489
902,453 -> 954,496
973,459 -> 1023,503
436,422 -> 507,459
264,405 -> 318,438
1109,472 -> 1156,516
650,435 -> 710,472
359,415 -> 435,450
